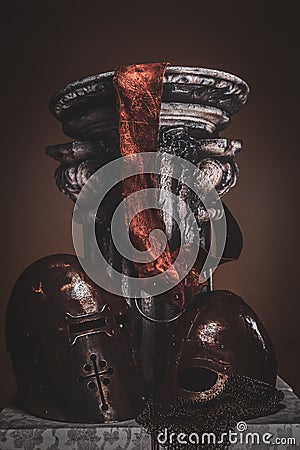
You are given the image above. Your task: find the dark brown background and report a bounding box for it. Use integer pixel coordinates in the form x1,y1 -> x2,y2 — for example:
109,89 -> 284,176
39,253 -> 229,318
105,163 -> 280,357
0,0 -> 299,409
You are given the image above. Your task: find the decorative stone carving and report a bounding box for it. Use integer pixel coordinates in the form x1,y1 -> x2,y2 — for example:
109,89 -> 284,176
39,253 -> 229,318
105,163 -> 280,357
46,131 -> 240,210
47,65 -> 249,389
49,66 -> 249,140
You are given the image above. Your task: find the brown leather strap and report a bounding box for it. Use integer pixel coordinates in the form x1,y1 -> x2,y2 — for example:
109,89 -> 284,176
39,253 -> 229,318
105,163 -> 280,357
113,63 -> 208,310
113,63 -> 172,275
113,62 -> 167,157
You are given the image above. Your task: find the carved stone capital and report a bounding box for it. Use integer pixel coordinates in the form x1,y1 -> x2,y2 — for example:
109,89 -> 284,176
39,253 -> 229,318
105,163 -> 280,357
49,66 -> 249,140
46,130 -> 241,211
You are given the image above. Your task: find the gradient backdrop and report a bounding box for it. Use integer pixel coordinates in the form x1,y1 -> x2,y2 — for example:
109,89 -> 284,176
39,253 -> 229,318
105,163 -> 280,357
1,0 -> 299,408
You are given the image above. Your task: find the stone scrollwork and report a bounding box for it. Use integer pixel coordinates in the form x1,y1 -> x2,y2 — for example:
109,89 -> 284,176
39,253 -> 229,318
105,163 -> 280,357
54,159 -> 103,203
47,66 -> 247,223
50,66 -> 249,120
47,128 -> 241,218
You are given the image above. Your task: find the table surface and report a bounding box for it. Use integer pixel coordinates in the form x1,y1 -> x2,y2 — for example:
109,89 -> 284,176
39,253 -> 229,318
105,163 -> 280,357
0,377 -> 299,449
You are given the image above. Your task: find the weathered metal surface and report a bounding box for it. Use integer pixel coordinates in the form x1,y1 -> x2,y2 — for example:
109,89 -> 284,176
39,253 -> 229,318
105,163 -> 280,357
46,133 -> 240,208
153,290 -> 278,407
6,254 -> 145,423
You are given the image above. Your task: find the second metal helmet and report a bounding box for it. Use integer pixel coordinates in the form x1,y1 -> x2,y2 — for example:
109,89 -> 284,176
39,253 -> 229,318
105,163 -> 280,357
153,290 -> 277,406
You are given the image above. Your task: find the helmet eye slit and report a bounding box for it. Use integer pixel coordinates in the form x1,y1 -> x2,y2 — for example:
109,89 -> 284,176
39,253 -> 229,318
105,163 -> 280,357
68,317 -> 107,334
177,367 -> 218,392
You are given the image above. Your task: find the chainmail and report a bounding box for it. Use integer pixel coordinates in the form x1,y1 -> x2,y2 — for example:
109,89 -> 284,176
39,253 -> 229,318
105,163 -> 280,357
137,375 -> 284,450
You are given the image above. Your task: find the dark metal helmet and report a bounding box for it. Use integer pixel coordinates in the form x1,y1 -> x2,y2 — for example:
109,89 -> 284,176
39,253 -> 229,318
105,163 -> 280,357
138,290 -> 282,448
154,290 -> 277,407
6,254 -> 145,423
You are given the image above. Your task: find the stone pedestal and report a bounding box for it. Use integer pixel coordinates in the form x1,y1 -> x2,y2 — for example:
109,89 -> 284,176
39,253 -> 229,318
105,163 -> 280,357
1,378 -> 299,450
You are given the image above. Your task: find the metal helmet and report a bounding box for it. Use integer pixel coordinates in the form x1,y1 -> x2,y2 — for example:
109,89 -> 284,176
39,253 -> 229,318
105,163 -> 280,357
6,253 -> 145,423
138,292 -> 282,449
153,290 -> 277,407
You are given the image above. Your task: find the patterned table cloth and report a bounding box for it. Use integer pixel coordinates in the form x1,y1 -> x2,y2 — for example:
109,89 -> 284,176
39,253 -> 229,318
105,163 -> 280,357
0,378 -> 299,450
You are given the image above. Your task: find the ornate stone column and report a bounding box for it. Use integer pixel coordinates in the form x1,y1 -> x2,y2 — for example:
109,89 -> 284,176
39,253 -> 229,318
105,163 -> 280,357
47,66 -> 249,389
